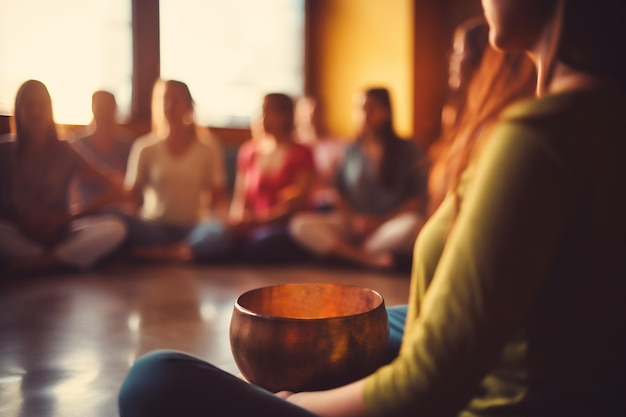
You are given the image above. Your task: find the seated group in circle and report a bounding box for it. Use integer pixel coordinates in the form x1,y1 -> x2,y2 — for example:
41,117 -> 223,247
0,79 -> 429,277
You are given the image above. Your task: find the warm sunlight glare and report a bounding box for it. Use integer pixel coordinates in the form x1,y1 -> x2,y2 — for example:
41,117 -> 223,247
0,0 -> 131,125
160,0 -> 304,127
1,0 -> 302,127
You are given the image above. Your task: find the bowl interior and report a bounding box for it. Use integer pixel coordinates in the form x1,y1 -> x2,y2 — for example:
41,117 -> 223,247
236,283 -> 383,319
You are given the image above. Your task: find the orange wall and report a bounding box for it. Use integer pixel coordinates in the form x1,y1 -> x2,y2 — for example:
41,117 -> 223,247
311,0 -> 414,139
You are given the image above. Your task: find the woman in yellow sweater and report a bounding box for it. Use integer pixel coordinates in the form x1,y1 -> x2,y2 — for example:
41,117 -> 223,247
118,1 -> 626,416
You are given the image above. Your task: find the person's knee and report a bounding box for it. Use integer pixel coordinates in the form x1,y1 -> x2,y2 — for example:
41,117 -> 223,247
287,215 -> 305,241
100,216 -> 128,244
118,351 -> 187,416
119,351 -> 234,417
121,350 -> 179,392
189,221 -> 236,260
288,216 -> 333,255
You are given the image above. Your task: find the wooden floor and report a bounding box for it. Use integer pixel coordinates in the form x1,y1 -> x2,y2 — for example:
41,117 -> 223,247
0,262 -> 410,417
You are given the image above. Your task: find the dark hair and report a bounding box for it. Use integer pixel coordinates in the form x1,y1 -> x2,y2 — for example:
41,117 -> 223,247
362,87 -> 406,190
264,93 -> 295,132
454,16 -> 490,76
92,90 -> 116,105
13,79 -> 59,153
165,80 -> 194,106
364,87 -> 394,138
91,90 -> 117,124
557,0 -> 626,86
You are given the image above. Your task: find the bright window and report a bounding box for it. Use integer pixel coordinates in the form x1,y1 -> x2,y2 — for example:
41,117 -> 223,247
0,0 -> 132,125
159,0 -> 305,128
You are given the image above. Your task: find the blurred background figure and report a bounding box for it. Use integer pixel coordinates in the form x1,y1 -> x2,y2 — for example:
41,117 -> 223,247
228,93 -> 315,263
0,80 -> 128,276
427,17 -> 489,212
440,16 -> 489,134
294,95 -> 346,211
123,79 -> 232,263
427,46 -> 536,215
290,87 -> 428,270
71,90 -> 135,212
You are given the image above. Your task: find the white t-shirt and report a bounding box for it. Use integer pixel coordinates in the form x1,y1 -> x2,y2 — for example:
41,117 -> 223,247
125,134 -> 225,226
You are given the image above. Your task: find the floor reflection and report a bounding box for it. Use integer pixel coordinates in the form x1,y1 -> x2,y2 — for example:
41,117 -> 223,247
0,264 -> 410,417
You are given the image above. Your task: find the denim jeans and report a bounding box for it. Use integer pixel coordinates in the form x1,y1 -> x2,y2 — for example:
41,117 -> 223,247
119,351 -> 319,417
118,305 -> 408,417
122,214 -> 235,261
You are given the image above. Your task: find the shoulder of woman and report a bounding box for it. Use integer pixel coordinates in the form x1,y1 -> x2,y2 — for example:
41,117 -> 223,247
237,139 -> 257,155
497,91 -> 595,125
132,133 -> 161,150
53,141 -> 88,170
196,137 -> 221,152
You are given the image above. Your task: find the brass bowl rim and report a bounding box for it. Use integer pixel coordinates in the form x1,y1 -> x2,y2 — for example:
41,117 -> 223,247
233,282 -> 385,321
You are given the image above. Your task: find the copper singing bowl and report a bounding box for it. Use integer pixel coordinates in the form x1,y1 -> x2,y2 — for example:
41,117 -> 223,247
229,283 -> 388,393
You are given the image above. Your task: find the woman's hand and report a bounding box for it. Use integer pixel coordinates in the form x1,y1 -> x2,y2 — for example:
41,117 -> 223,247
274,390 -> 294,400
277,380 -> 370,417
227,212 -> 257,236
280,391 -> 324,412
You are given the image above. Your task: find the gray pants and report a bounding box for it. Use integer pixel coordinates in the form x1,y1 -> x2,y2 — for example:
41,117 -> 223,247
0,215 -> 126,270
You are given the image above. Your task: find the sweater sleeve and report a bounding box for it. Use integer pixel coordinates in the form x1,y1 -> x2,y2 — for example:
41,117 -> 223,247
363,119 -> 576,416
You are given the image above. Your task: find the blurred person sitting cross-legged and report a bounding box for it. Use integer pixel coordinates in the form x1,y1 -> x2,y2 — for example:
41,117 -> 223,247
122,79 -> 234,263
0,80 -> 128,277
289,87 -> 428,270
294,95 -> 347,212
71,90 -> 135,213
227,92 -> 316,264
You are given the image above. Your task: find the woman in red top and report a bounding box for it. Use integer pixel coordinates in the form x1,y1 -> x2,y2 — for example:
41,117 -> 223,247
228,93 -> 315,262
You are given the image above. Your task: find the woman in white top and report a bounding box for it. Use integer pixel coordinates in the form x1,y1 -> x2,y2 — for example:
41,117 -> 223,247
123,79 -> 233,262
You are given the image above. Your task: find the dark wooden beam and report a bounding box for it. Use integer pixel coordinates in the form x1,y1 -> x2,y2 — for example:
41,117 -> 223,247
130,0 -> 160,128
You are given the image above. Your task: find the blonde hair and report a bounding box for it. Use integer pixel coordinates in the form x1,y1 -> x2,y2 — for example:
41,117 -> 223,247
150,78 -> 167,136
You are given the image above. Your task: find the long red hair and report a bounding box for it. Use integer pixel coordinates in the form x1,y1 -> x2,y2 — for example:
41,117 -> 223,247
427,47 -> 537,216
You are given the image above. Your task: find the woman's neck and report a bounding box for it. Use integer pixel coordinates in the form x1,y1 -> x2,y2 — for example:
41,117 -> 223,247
270,131 -> 293,145
295,125 -> 317,143
166,123 -> 193,140
165,124 -> 196,154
